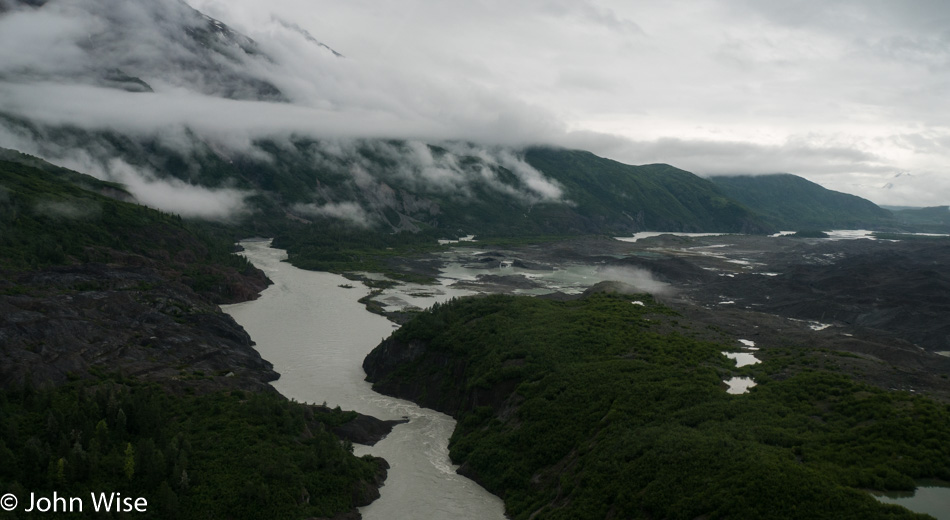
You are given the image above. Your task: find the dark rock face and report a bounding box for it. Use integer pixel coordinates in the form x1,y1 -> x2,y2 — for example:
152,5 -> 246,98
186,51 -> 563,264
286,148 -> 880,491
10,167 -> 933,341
362,338 -> 457,411
363,337 -> 521,418
0,262 -> 277,392
688,240 -> 950,352
607,254 -> 718,285
331,413 -> 408,446
351,458 -> 390,507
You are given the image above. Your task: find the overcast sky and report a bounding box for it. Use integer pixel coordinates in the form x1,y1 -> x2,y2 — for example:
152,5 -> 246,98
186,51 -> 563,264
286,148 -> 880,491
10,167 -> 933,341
182,0 -> 948,207
1,0 -> 948,207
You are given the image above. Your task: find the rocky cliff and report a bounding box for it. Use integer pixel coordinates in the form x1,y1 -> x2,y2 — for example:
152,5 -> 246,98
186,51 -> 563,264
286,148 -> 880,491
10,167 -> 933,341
0,261 -> 277,392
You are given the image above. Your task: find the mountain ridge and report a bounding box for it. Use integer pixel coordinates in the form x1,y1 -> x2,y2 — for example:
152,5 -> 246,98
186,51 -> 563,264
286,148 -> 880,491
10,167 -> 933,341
710,173 -> 897,231
0,0 -> 914,239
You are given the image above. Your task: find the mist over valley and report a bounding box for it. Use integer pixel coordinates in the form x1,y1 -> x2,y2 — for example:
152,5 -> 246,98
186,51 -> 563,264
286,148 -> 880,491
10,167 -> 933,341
2,1 -> 950,518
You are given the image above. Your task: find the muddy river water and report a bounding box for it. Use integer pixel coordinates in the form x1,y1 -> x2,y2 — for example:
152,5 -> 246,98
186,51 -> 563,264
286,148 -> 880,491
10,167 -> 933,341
222,240 -> 506,520
222,237 -> 950,519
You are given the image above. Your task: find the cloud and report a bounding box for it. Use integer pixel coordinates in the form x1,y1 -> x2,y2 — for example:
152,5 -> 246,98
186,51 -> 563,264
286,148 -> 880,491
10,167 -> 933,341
108,162 -> 250,220
58,152 -> 250,219
285,140 -> 567,226
594,266 -> 673,297
292,201 -> 373,228
283,139 -> 565,204
579,134 -> 891,176
1,0 -> 949,211
558,129 -> 950,206
1,0 -> 283,100
0,4 -> 93,76
0,120 -> 251,218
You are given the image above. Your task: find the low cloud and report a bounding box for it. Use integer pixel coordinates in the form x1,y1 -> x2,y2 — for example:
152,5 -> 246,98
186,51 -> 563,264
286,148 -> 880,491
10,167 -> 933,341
0,0 -> 565,147
104,159 -> 249,220
563,131 -> 895,177
0,124 -> 250,219
59,154 -> 249,220
1,0 -> 948,211
594,266 -> 674,297
560,130 -> 950,206
292,201 -> 373,228
301,140 -> 565,205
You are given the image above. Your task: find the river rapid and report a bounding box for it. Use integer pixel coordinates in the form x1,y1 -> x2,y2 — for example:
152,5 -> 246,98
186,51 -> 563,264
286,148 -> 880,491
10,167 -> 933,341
222,240 -> 506,520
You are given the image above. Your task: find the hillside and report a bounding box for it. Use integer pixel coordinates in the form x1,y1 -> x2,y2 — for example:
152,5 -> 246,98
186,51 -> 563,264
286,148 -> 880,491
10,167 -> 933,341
710,174 -> 896,230
0,155 -> 392,518
888,206 -> 950,234
0,117 -> 773,238
0,0 -> 285,100
364,293 -> 950,519
523,148 -> 768,234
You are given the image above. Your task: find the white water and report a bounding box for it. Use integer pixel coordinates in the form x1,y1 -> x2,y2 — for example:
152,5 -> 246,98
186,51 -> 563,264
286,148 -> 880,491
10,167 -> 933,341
222,240 -> 506,520
614,231 -> 732,243
369,255 -> 671,314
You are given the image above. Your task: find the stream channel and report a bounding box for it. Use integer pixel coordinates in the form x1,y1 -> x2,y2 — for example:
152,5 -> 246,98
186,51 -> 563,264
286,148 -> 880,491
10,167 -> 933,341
222,239 -> 507,520
221,238 -> 950,519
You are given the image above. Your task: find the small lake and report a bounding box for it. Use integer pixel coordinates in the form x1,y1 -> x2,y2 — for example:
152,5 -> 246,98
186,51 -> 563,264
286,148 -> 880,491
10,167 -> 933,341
722,351 -> 760,368
871,480 -> 950,519
614,231 -> 734,243
724,376 -> 756,394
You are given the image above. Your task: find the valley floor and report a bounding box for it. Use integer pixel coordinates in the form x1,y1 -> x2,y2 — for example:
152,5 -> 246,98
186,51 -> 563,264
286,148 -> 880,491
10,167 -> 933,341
360,233 -> 950,402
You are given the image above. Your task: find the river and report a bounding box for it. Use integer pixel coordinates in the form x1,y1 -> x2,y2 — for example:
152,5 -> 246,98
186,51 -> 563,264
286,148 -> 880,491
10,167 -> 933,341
221,240 -> 507,520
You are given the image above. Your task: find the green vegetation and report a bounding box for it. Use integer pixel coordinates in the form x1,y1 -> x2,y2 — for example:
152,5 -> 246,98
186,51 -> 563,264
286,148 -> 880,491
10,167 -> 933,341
711,174 -> 896,231
272,223 -> 446,282
370,294 -> 949,519
0,151 -> 384,519
0,156 -> 255,299
0,378 -> 381,519
0,136 -> 784,282
272,221 -> 570,280
523,148 -> 767,234
1,120 -> 777,239
886,206 -> 950,234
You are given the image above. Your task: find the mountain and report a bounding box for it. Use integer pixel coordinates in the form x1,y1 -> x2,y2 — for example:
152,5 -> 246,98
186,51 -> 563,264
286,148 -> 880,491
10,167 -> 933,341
886,205 -> 950,234
0,114 -> 772,237
0,151 -> 392,519
0,0 -> 286,100
0,0 -> 772,238
709,173 -> 896,231
523,148 -> 767,234
0,149 -> 272,386
6,0 -> 911,242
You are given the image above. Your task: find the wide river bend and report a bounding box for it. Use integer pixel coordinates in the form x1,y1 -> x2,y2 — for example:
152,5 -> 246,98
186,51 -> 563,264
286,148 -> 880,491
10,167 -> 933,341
222,240 -> 506,520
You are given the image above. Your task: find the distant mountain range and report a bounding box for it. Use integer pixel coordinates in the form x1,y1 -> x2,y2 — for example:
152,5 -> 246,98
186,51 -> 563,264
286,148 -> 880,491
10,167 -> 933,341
709,173 -> 897,231
883,205 -> 950,234
0,0 -> 940,237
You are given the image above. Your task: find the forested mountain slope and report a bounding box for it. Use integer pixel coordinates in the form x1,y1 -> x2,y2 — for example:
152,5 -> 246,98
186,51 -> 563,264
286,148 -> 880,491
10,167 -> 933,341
0,153 -> 390,519
710,173 -> 896,230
